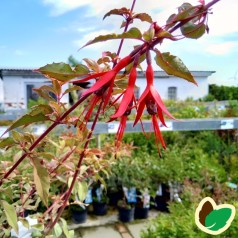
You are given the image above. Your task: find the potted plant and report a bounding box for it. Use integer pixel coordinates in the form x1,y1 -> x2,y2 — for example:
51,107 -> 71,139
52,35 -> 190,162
117,187 -> 136,223
154,183 -> 170,212
69,203 -> 88,224
106,173 -> 123,207
68,179 -> 93,224
109,155 -> 138,222
134,188 -> 151,219
92,183 -> 109,216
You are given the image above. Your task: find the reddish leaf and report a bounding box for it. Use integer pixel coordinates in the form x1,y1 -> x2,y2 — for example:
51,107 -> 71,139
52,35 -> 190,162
103,8 -> 130,20
62,85 -> 82,96
52,80 -> 62,96
120,20 -> 127,29
154,51 -> 197,85
83,58 -> 101,72
133,13 -> 153,23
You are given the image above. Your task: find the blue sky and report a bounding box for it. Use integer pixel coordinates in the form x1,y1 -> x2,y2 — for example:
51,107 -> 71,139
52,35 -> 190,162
0,0 -> 238,86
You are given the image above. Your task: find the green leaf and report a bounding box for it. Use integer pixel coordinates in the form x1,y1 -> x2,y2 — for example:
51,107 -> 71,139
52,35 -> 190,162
177,3 -> 195,20
2,113 -> 49,136
0,187 -> 13,200
77,181 -> 88,202
32,223 -> 44,231
0,137 -> 15,148
1,200 -> 18,234
74,64 -> 90,75
38,152 -> 55,160
18,218 -> 29,229
156,30 -> 175,40
82,27 -> 142,48
143,27 -> 155,41
133,13 -> 153,23
30,104 -> 54,116
54,223 -> 63,237
11,130 -> 22,142
32,158 -> 50,206
103,8 -> 130,20
181,22 -> 206,39
205,208 -> 233,231
60,218 -> 75,238
37,63 -> 89,82
166,14 -> 177,28
154,51 -> 197,85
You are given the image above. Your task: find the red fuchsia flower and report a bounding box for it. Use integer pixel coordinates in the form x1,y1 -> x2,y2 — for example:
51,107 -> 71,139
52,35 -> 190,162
115,107 -> 131,148
73,55 -> 132,128
80,55 -> 132,98
110,65 -> 137,147
77,95 -> 101,130
110,66 -> 137,119
133,62 -> 175,152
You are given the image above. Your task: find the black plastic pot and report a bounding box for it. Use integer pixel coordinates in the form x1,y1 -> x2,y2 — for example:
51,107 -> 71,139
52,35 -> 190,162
93,202 -> 108,216
108,191 -> 123,207
71,208 -> 87,224
134,207 -> 149,219
118,206 -> 135,223
154,195 -> 169,212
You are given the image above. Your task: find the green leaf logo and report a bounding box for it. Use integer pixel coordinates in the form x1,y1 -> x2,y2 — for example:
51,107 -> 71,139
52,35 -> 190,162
195,197 -> 236,235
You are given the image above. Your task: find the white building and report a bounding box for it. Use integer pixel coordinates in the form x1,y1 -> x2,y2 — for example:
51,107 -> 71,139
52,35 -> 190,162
0,69 -> 68,111
0,79 -> 3,111
135,70 -> 215,101
0,68 -> 214,112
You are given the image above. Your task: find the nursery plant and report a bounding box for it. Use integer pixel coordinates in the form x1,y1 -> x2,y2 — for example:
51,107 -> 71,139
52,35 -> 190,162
0,0 -> 220,235
141,180 -> 238,238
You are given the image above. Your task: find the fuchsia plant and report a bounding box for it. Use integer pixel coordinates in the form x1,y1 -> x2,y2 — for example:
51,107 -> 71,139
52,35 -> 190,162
0,0 -> 220,235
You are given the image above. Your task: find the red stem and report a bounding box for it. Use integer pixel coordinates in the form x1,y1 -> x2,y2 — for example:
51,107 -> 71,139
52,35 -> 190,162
0,94 -> 90,186
44,100 -> 103,234
115,0 -> 137,59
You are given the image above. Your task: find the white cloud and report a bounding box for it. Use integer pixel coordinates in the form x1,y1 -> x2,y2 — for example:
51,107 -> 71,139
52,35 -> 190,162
205,42 -> 238,55
77,26 -> 96,33
73,30 -> 112,49
43,0 -> 238,37
42,0 -> 89,16
206,0 -> 238,36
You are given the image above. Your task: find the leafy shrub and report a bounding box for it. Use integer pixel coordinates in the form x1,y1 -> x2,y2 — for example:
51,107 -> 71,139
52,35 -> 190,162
141,181 -> 238,238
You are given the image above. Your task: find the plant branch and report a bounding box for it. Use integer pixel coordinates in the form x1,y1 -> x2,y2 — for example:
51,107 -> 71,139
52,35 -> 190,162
132,0 -> 221,57
0,94 -> 90,186
44,99 -> 103,234
115,0 -> 137,59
